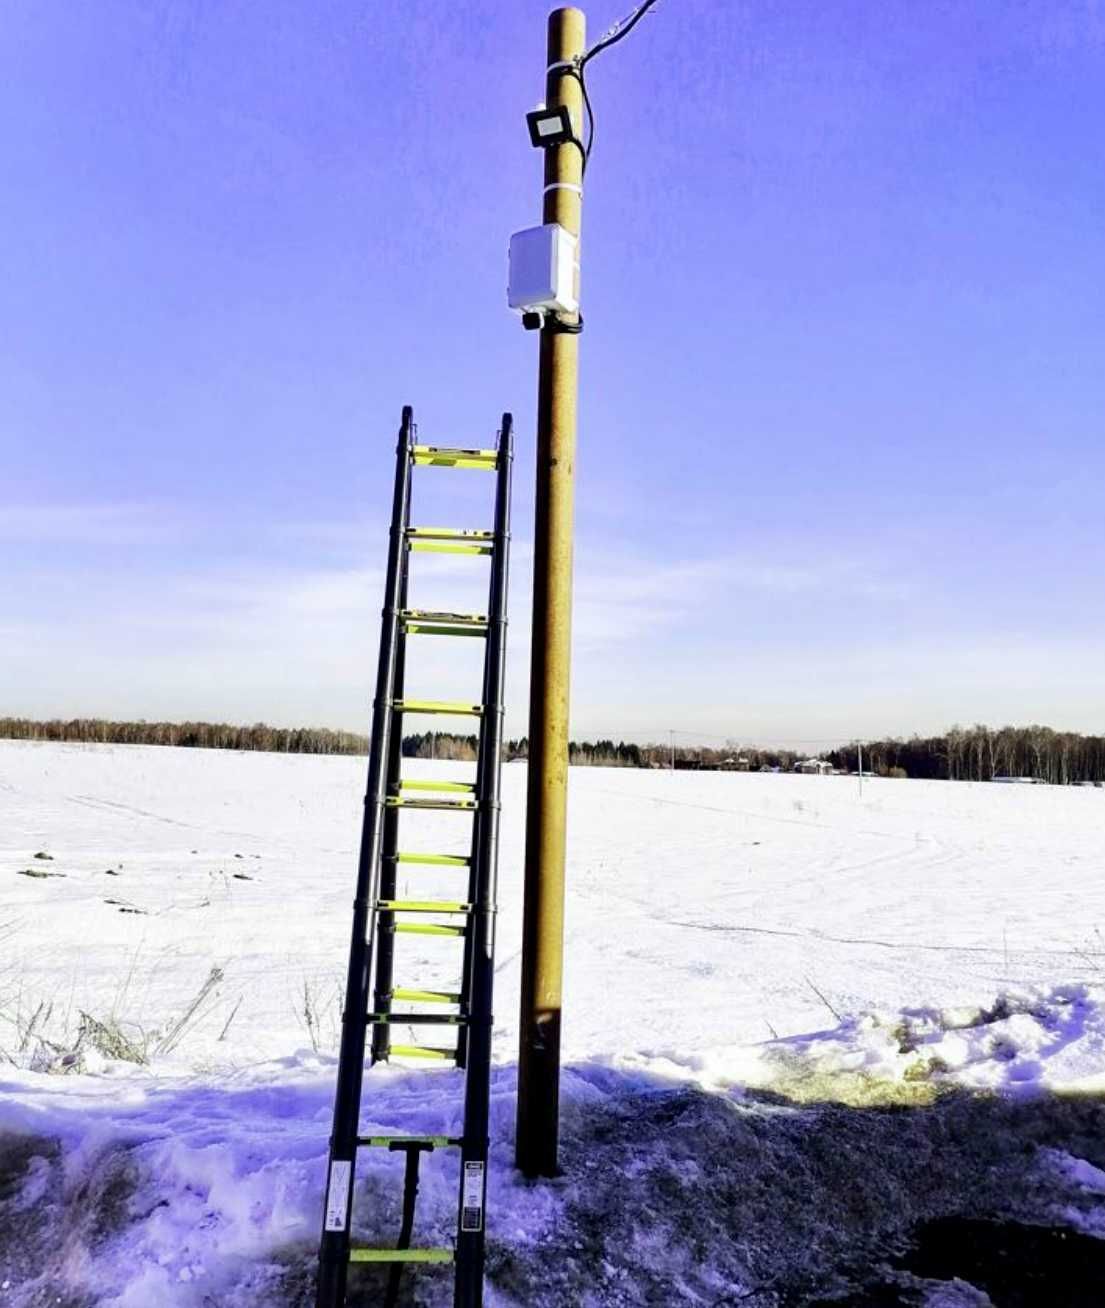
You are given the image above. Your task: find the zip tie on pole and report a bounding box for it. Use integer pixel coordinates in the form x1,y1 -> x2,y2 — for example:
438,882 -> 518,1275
543,182 -> 583,196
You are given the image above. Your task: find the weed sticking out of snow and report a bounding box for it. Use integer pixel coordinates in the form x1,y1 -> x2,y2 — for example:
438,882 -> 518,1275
1,965 -> 227,1075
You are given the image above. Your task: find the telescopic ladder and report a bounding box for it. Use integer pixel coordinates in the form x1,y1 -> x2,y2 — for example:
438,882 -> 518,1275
316,406 -> 512,1308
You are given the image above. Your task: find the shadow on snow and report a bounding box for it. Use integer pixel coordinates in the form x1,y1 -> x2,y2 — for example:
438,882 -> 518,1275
2,1064 -> 1105,1306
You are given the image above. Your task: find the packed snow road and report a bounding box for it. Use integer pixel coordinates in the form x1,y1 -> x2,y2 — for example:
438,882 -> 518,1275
2,740 -> 1104,1305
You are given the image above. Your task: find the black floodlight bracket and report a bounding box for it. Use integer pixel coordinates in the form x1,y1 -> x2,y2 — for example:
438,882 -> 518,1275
526,104 -> 577,150
521,310 -> 584,335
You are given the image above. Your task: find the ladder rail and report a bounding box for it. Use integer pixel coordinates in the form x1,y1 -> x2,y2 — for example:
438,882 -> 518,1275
371,498 -> 413,1065
316,407 -> 414,1308
454,413 -> 513,1308
317,408 -> 512,1308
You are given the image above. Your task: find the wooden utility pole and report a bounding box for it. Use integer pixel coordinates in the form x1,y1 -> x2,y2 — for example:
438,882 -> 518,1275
516,5 -> 586,1180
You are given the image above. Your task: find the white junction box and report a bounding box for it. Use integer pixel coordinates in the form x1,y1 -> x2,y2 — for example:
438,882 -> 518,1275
507,223 -> 578,315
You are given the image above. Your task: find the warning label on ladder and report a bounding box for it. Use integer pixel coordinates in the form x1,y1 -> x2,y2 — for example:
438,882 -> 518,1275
460,1161 -> 485,1232
324,1160 -> 352,1231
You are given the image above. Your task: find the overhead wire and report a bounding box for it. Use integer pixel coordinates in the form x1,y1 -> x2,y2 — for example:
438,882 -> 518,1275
559,0 -> 663,174
583,0 -> 663,65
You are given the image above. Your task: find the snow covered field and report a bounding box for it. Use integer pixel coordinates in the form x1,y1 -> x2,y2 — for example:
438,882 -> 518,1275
2,740 -> 1105,1306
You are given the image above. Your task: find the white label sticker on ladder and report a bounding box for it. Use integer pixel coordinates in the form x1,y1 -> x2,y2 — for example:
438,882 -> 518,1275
324,1160 -> 352,1231
460,1161 -> 485,1232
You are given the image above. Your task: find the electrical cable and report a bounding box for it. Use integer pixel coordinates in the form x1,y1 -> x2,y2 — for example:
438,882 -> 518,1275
540,0 -> 663,330
551,0 -> 662,175
582,0 -> 662,66
574,66 -> 596,173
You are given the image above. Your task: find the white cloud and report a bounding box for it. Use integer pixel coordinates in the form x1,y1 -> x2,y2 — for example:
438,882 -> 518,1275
3,511 -> 1097,744
0,503 -> 181,545
571,550 -> 910,651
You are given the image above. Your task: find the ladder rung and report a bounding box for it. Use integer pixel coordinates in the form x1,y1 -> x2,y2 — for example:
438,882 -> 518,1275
386,796 -> 477,810
407,528 -> 494,541
368,1013 -> 465,1025
390,987 -> 462,1005
349,1247 -> 454,1264
385,1044 -> 457,1061
377,900 -> 471,913
412,445 -> 497,470
392,852 -> 469,867
400,609 -> 488,627
405,622 -> 487,638
393,922 -> 466,937
398,780 -> 475,793
358,1134 -> 461,1148
393,699 -> 483,717
409,541 -> 492,556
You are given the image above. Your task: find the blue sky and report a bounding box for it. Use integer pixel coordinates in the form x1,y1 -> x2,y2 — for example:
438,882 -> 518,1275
3,0 -> 1104,746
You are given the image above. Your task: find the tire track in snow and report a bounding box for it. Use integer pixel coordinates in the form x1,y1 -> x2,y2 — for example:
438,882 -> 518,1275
588,784 -> 923,845
69,794 -> 198,829
66,792 -> 354,858
664,917 -> 1086,960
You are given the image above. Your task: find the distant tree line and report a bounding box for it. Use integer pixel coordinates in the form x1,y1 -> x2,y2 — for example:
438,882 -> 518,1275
0,717 -> 368,754
401,731 -> 479,761
828,725 -> 1105,785
506,737 -> 647,767
0,718 -> 481,760
1,718 -> 796,769
571,739 -> 642,767
505,737 -> 802,771
5,717 -> 1103,783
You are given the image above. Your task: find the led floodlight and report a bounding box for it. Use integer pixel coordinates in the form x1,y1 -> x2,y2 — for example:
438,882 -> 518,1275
525,105 -> 575,149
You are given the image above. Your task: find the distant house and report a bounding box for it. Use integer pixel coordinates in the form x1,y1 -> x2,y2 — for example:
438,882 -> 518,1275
794,758 -> 833,775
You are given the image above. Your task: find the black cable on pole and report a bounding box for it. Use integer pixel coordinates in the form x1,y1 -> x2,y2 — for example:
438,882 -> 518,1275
582,0 -> 663,66
568,0 -> 663,174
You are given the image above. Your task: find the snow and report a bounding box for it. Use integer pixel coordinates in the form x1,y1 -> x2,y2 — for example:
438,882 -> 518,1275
2,740 -> 1105,1304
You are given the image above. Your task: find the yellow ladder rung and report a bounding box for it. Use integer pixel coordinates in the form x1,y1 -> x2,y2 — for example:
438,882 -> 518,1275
400,609 -> 488,626
390,988 -> 462,1005
385,797 -> 477,810
393,699 -> 483,717
394,852 -> 469,867
405,622 -> 487,638
412,445 -> 497,470
379,900 -> 471,913
407,528 -> 493,541
399,780 -> 475,793
409,541 -> 492,556
349,1247 -> 454,1263
386,1044 -> 457,1061
368,1013 -> 463,1026
359,1133 -> 461,1147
